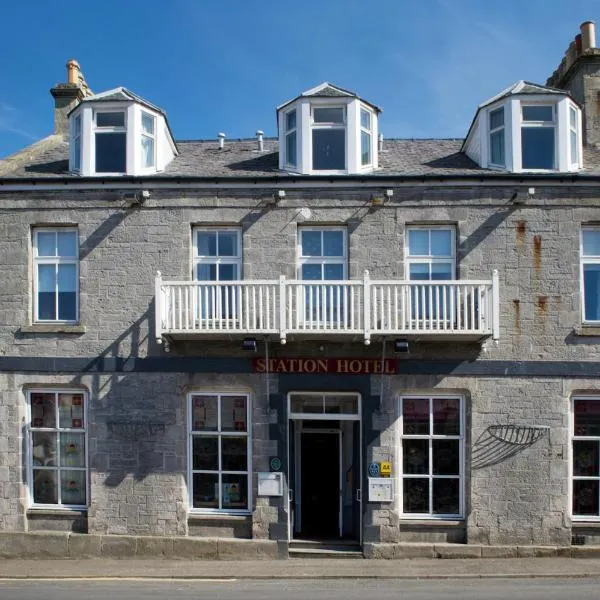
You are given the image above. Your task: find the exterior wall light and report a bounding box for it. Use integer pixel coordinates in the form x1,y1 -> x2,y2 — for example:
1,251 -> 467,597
394,338 -> 409,353
242,338 -> 257,352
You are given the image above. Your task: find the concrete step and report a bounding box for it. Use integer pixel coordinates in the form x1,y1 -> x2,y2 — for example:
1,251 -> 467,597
289,540 -> 363,558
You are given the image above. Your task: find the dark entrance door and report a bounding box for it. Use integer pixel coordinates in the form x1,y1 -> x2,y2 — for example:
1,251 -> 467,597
299,431 -> 340,539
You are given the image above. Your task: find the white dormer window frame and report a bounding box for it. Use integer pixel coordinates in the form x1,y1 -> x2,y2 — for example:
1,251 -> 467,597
71,114 -> 82,172
140,110 -> 156,170
93,108 -> 128,175
360,107 -> 373,167
488,106 -> 505,168
285,109 -> 297,169
569,103 -> 581,168
310,104 -> 347,172
520,103 -> 556,171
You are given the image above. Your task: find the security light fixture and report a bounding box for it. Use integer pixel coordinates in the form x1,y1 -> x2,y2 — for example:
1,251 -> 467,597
242,337 -> 257,352
394,338 -> 409,353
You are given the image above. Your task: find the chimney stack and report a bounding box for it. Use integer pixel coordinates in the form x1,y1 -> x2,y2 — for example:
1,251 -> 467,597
50,59 -> 92,138
581,21 -> 596,53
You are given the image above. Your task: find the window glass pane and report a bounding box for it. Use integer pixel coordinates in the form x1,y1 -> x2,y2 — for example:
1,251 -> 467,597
489,107 -> 504,129
573,479 -> 599,516
403,439 -> 429,474
60,432 -> 86,468
57,231 -> 77,257
60,469 -> 86,505
192,436 -> 218,470
431,262 -> 452,280
582,230 -> 600,256
490,130 -> 505,165
323,230 -> 344,257
95,133 -> 126,172
31,393 -> 56,428
221,396 -> 247,432
197,232 -> 217,256
301,264 -> 322,281
38,265 -> 56,320
521,127 -> 554,169
574,400 -> 600,436
324,396 -> 358,414
218,232 -> 238,257
58,393 -> 84,428
431,230 -> 452,257
141,136 -> 154,168
218,264 -> 237,281
573,440 -> 599,476
286,110 -> 296,130
192,473 -> 218,508
313,107 -> 344,123
433,440 -> 460,475
403,398 -> 429,434
197,263 -> 217,281
73,115 -> 81,136
432,479 -> 460,514
433,398 -> 460,435
33,469 -> 57,504
290,395 -> 323,413
522,105 -> 553,121
408,230 -> 429,256
361,109 -> 371,129
222,473 -> 247,509
583,264 -> 600,321
286,131 -> 297,166
96,112 -> 125,127
73,137 -> 81,170
222,437 -> 247,471
313,129 -> 345,170
301,230 -> 322,256
570,107 -> 577,129
191,395 -> 218,431
409,263 -> 430,280
403,478 -> 429,513
142,112 -> 154,135
324,264 -> 344,280
37,232 -> 56,257
32,431 -> 57,466
57,264 -> 77,321
361,131 -> 371,165
571,130 -> 578,164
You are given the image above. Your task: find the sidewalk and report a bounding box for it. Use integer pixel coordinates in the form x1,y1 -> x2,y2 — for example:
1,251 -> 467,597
1,557 -> 600,580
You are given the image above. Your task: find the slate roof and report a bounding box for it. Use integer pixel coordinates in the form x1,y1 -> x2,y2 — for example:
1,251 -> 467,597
74,87 -> 167,116
277,82 -> 381,113
479,80 -> 570,109
3,135 -> 600,180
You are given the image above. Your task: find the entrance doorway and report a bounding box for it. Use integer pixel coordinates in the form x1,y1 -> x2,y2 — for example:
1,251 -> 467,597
288,393 -> 361,542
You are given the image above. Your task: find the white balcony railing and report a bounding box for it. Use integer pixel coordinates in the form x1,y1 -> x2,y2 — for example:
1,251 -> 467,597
155,270 -> 500,344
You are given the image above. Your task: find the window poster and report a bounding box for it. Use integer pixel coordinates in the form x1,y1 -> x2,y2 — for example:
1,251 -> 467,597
192,396 -> 218,430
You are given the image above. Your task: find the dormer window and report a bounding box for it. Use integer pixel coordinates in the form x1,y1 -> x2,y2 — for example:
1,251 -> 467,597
95,110 -> 126,173
570,105 -> 579,166
489,107 -> 505,167
521,105 -> 555,170
312,106 -> 346,170
277,83 -> 381,175
285,109 -> 297,168
141,111 -> 156,169
68,87 -> 177,176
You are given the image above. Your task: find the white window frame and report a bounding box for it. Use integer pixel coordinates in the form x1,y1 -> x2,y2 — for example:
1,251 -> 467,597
360,107 -> 372,167
571,395 -> 600,521
188,392 -> 252,514
297,226 -> 348,280
569,104 -> 580,168
310,105 -> 347,172
27,389 -> 88,509
71,114 -> 82,172
33,227 -> 79,323
581,227 -> 600,324
488,106 -> 505,168
140,111 -> 156,170
520,103 -> 556,171
398,394 -> 464,519
93,109 -> 127,175
193,228 -> 242,281
405,226 -> 456,280
285,109 -> 297,168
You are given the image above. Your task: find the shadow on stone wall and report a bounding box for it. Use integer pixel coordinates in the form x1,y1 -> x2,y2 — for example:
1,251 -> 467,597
472,424 -> 548,469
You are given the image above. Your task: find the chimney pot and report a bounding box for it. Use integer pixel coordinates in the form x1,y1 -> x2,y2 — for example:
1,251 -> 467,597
256,130 -> 264,152
66,59 -> 81,84
581,21 -> 596,52
218,132 -> 226,149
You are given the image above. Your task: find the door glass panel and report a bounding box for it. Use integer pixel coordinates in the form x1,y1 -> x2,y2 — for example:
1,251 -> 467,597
290,396 -> 323,413
324,396 -> 358,414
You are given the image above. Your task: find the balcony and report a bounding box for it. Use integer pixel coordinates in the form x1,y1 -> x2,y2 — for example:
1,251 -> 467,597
155,270 -> 499,345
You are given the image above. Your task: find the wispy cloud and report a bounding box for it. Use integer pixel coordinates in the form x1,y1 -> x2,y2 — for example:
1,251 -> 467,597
0,101 -> 38,141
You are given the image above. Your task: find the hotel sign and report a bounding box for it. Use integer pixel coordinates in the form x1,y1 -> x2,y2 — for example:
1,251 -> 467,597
253,358 -> 398,375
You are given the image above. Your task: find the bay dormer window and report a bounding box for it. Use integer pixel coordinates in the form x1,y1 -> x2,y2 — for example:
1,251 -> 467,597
95,110 -> 127,173
68,87 -> 177,176
277,83 -> 380,175
312,106 -> 346,171
463,81 -> 582,174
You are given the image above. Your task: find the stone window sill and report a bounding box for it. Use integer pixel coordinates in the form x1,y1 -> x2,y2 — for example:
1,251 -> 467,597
19,324 -> 86,334
188,513 -> 251,522
399,519 -> 465,526
27,507 -> 87,517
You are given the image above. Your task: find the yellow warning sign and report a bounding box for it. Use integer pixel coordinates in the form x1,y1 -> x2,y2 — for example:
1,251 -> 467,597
380,461 -> 392,477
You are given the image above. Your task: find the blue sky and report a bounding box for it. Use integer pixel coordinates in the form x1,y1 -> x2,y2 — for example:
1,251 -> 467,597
1,0 -> 599,158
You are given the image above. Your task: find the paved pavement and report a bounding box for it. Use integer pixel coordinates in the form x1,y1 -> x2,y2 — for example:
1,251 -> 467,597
0,557 -> 600,580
